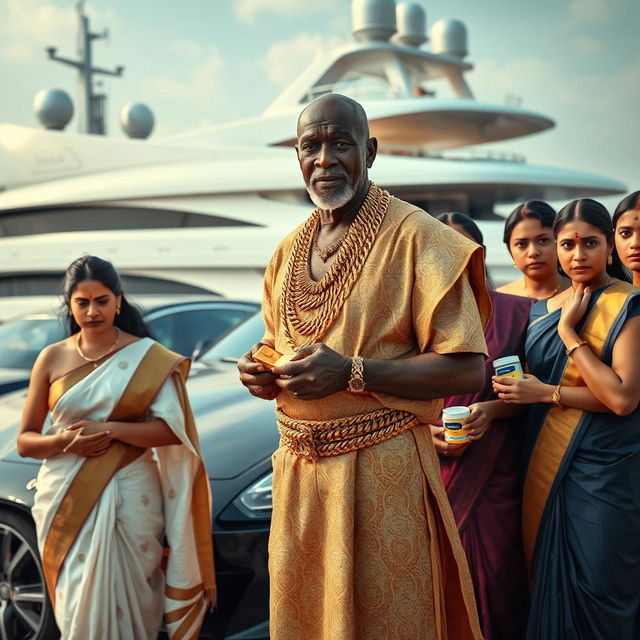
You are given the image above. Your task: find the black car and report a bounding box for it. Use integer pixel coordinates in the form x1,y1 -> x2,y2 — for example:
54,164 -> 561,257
0,311 -> 278,639
0,297 -> 260,395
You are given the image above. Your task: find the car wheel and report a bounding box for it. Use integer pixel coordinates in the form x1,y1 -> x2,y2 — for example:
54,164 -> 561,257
0,509 -> 59,640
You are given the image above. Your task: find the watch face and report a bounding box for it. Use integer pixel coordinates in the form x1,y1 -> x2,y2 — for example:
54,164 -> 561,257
350,377 -> 365,392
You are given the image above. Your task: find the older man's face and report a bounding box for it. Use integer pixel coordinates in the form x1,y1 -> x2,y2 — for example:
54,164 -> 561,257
296,102 -> 374,211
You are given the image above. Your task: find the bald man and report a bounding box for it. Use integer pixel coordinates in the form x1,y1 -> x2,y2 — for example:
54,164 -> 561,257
238,94 -> 490,640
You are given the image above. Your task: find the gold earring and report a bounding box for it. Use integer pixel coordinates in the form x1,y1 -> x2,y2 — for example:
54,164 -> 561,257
607,255 -> 613,265
116,307 -> 121,315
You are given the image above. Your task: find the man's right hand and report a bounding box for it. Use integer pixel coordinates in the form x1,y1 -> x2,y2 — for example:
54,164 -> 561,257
237,343 -> 281,401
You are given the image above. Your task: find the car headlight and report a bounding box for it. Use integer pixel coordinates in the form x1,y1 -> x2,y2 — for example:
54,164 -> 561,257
218,472 -> 273,524
236,472 -> 273,514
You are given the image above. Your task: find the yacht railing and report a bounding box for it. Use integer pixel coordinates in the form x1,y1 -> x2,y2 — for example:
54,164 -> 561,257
302,81 -> 405,104
379,145 -> 527,163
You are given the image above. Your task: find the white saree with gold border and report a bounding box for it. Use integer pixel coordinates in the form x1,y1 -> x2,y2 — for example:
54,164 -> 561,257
31,338 -> 216,640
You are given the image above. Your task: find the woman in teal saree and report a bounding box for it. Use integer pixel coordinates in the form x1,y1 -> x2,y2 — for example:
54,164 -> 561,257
493,199 -> 640,639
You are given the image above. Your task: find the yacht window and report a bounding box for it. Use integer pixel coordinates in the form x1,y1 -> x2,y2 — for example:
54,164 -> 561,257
0,206 -> 259,238
0,274 -> 215,296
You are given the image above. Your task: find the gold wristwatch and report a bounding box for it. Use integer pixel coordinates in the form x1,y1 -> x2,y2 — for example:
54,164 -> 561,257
347,356 -> 366,393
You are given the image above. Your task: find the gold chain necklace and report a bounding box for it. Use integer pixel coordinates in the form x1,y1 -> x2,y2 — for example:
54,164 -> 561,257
280,183 -> 390,349
312,223 -> 348,262
76,327 -> 121,368
523,279 -> 561,300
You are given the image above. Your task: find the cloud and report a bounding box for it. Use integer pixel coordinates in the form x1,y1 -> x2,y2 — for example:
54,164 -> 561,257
468,54 -> 640,194
470,56 -> 558,108
566,0 -> 614,25
262,33 -> 326,87
232,0 -> 341,24
170,39 -> 209,59
470,54 -> 640,132
0,0 -> 115,61
144,45 -> 224,99
573,34 -> 604,55
134,42 -> 226,135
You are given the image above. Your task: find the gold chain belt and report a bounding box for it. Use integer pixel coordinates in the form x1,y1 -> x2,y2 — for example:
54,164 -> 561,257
276,407 -> 418,461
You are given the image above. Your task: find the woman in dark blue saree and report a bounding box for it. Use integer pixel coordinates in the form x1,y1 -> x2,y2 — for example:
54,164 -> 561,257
493,199 -> 640,640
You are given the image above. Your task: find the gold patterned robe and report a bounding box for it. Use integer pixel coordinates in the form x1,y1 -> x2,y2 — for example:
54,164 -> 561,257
263,192 -> 491,640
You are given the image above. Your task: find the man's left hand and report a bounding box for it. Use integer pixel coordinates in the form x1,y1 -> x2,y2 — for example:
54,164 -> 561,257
273,343 -> 351,400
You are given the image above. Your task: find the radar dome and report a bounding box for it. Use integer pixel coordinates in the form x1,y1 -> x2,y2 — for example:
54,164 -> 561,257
393,3 -> 427,47
352,0 -> 396,42
33,89 -> 73,130
120,103 -> 154,139
430,19 -> 468,58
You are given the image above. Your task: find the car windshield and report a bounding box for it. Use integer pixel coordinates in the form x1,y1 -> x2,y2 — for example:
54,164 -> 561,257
0,317 -> 66,369
198,311 -> 265,363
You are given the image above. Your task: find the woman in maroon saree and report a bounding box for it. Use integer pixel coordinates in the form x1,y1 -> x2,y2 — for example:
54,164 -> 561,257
434,213 -> 531,640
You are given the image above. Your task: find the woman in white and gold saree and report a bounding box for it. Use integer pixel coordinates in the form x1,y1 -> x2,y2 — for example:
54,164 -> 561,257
17,256 -> 215,640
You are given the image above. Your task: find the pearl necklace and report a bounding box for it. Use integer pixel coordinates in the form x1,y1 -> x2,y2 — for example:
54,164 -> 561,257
76,327 -> 121,368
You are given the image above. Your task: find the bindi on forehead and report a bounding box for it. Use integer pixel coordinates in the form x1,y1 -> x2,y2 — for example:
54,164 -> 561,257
73,281 -> 113,300
575,232 -> 580,239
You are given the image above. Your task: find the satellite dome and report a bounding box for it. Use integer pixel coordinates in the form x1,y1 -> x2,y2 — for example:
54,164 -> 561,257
430,19 -> 468,58
393,3 -> 427,47
352,0 -> 397,42
33,89 -> 73,130
120,103 -> 154,139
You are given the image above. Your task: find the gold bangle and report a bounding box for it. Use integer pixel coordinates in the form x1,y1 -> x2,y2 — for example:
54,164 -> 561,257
551,384 -> 562,407
565,340 -> 587,357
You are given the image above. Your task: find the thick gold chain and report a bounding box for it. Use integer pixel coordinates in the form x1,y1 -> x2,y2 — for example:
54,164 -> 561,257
280,183 -> 390,349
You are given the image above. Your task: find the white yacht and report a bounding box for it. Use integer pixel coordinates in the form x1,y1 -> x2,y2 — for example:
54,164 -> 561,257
0,0 -> 625,306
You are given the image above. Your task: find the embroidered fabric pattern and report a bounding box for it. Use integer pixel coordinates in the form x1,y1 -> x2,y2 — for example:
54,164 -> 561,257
279,183 -> 390,349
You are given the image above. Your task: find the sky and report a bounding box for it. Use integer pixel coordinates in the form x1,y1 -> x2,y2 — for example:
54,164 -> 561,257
0,0 -> 639,211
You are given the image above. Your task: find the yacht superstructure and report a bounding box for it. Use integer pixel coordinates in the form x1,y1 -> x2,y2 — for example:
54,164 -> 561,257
0,0 -> 626,300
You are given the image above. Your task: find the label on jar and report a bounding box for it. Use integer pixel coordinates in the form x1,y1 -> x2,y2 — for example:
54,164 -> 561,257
495,363 -> 523,379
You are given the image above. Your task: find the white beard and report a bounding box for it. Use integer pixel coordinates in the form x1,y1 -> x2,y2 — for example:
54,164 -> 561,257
307,182 -> 354,211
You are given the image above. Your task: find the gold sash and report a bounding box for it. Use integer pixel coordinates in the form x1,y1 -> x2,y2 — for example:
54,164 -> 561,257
276,406 -> 418,460
522,282 -> 635,572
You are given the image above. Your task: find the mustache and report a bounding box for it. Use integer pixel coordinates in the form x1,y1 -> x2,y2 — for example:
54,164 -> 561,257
312,171 -> 347,183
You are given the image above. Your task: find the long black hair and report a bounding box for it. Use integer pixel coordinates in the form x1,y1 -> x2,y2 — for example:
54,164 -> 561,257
611,191 -> 640,279
437,211 -> 494,289
553,199 -> 629,282
437,211 -> 484,245
502,200 -> 556,249
62,255 -> 151,336
612,190 -> 640,228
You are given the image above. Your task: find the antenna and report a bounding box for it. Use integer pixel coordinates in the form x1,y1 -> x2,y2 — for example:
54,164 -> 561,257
45,1 -> 124,134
